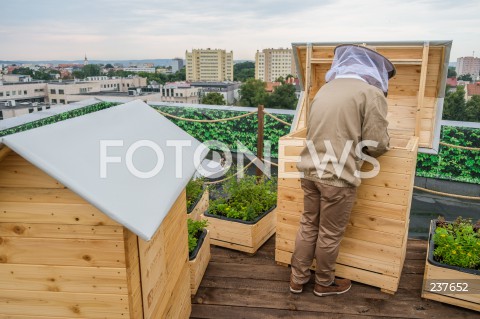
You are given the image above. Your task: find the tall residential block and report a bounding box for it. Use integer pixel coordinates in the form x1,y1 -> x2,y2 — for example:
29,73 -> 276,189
186,49 -> 233,82
456,56 -> 480,77
255,48 -> 296,82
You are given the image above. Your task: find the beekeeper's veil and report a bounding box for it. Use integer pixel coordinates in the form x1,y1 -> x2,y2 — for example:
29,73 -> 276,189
325,44 -> 396,95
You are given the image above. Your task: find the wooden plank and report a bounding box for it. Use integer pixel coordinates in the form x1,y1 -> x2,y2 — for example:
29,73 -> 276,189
353,198 -> 407,221
0,289 -> 129,318
0,237 -> 125,267
304,44 -> 312,126
416,44 -> 430,137
159,264 -> 191,318
187,189 -> 209,221
0,146 -> 12,164
189,231 -> 211,296
0,202 -> 120,226
0,223 -> 124,240
138,191 -> 188,319
0,263 -> 127,294
0,187 -> 87,204
274,249 -> 399,292
356,184 -> 409,206
123,228 -> 143,319
0,156 -> 64,188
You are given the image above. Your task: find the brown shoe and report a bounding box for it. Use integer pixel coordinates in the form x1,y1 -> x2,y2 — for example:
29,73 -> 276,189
313,278 -> 351,296
289,276 -> 303,294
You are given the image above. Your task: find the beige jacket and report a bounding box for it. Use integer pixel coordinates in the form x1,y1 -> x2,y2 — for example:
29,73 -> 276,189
297,78 -> 390,187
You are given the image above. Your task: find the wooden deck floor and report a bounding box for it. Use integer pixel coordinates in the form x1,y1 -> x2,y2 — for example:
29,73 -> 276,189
191,236 -> 477,318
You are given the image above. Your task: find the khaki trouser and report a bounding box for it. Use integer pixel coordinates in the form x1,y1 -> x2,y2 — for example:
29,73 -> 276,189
291,178 -> 357,286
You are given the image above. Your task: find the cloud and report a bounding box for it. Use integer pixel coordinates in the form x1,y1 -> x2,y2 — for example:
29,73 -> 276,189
0,0 -> 478,61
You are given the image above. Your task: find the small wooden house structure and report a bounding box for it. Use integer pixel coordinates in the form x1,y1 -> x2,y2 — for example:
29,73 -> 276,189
276,41 -> 452,293
0,100 -> 206,318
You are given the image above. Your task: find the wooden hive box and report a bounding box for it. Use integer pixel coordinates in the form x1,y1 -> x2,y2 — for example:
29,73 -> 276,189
275,41 -> 452,293
0,100 -> 206,318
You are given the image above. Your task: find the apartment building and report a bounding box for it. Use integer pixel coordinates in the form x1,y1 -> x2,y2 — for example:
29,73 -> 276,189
0,82 -> 48,104
186,49 -> 233,82
456,56 -> 480,77
255,48 -> 296,82
123,67 -> 156,73
0,102 -> 55,120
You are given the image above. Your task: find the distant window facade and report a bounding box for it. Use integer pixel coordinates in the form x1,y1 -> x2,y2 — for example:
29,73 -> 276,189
50,89 -> 56,94
59,89 -> 65,95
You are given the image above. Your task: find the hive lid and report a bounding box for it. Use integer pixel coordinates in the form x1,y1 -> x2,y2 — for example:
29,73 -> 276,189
292,40 -> 452,154
1,100 -> 207,241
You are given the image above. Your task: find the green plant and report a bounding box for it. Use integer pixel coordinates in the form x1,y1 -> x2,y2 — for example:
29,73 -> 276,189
187,218 -> 208,254
208,174 -> 277,221
433,216 -> 480,270
151,105 -> 293,157
416,126 -> 480,185
186,178 -> 205,212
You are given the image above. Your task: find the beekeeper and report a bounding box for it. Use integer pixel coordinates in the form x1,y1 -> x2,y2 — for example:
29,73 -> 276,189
289,44 -> 396,296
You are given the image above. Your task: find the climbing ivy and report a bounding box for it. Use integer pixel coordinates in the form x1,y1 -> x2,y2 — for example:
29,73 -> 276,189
152,106 -> 293,158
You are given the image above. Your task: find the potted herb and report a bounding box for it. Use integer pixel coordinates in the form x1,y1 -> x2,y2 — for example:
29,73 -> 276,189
188,218 -> 210,296
201,175 -> 277,254
186,178 -> 209,221
422,217 -> 480,311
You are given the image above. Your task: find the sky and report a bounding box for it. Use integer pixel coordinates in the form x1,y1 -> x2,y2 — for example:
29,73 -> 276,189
1,0 -> 479,62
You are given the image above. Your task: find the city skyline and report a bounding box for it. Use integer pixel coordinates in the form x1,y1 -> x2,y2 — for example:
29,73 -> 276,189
1,0 -> 479,62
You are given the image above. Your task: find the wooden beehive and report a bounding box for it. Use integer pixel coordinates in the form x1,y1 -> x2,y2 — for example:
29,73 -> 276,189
275,41 -> 452,293
0,147 -> 191,318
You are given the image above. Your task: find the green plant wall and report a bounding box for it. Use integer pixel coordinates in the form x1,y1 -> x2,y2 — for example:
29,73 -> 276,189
416,126 -> 480,184
153,106 -> 293,158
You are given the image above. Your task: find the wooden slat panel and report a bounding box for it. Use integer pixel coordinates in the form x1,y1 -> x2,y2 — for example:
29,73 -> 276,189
189,231 -> 211,296
274,249 -> 399,291
0,223 -> 123,240
0,237 -> 125,267
0,164 -> 64,188
277,211 -> 404,247
123,228 -> 143,319
0,202 -> 119,226
0,187 -> 86,204
159,263 -> 192,319
356,184 -> 409,206
0,263 -> 127,294
353,198 -> 407,221
0,289 -> 129,318
138,191 -> 189,319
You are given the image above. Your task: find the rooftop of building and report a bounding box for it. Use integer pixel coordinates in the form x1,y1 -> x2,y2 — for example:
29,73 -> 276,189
466,82 -> 480,96
0,101 -> 51,110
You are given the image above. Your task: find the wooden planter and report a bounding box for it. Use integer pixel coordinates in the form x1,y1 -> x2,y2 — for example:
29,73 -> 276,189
0,150 -> 191,318
187,189 -> 209,221
201,207 -> 276,255
275,41 -> 451,294
421,220 -> 480,311
189,229 -> 211,296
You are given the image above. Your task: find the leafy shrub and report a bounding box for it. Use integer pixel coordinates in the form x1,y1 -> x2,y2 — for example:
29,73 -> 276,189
0,102 -> 118,137
186,178 -> 205,212
208,174 -> 277,221
188,218 -> 208,254
433,216 -> 480,270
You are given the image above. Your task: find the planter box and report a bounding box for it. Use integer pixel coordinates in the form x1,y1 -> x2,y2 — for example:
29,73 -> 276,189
187,189 -> 209,221
275,41 -> 452,294
189,229 -> 211,296
421,220 -> 480,311
201,206 -> 277,255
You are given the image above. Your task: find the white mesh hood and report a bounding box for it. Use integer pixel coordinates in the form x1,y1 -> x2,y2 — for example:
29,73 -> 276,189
325,45 -> 396,94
